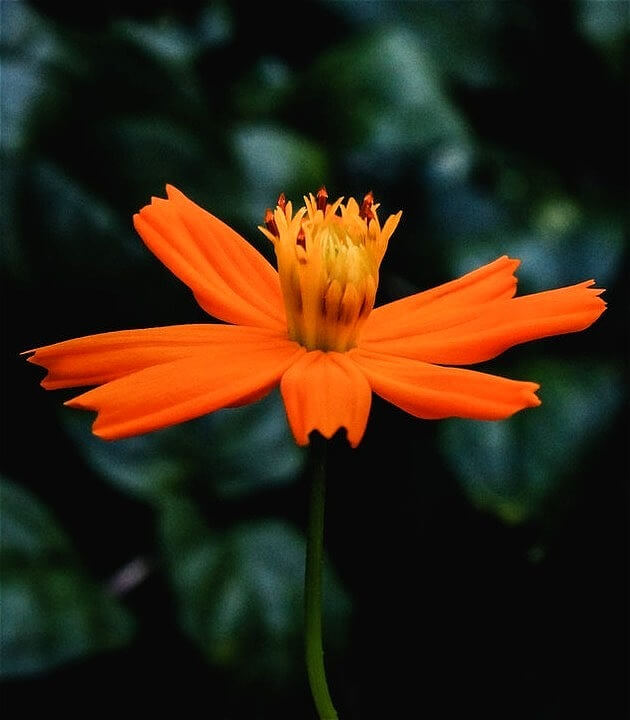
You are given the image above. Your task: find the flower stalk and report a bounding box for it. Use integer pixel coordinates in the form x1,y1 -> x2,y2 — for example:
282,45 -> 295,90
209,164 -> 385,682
305,435 -> 338,720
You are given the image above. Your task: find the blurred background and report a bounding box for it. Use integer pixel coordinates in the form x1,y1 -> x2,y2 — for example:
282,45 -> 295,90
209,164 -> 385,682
1,1 -> 628,717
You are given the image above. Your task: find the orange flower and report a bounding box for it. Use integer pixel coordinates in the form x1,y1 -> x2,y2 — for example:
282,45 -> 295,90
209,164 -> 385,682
25,186 -> 606,447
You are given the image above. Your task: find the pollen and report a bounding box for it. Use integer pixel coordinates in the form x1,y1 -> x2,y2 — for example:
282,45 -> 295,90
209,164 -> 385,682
259,189 -> 402,352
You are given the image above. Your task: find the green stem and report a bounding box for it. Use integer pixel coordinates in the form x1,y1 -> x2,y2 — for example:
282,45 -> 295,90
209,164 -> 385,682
305,437 -> 338,720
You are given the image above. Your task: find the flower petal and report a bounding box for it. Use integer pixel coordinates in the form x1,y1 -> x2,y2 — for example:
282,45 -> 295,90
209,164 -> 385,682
65,338 -> 305,440
133,185 -> 285,330
352,349 -> 540,420
362,256 -> 520,341
280,351 -> 372,447
24,325 -> 282,389
360,281 -> 606,364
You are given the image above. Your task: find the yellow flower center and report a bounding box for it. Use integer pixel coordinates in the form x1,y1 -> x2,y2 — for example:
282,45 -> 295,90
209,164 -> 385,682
259,188 -> 402,352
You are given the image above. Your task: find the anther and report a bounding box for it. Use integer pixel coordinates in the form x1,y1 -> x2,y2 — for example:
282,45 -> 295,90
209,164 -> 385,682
264,208 -> 278,236
277,192 -> 287,211
296,226 -> 306,250
316,186 -> 328,212
359,191 -> 375,221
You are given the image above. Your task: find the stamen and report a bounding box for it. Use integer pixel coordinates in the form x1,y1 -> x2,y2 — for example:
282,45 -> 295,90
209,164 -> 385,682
259,188 -> 401,352
264,208 -> 278,236
316,186 -> 328,213
359,191 -> 375,221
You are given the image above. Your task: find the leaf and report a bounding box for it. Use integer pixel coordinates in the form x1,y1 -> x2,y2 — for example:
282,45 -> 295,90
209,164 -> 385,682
0,479 -> 71,560
449,207 -> 624,294
307,28 -> 467,155
29,161 -> 142,276
233,57 -> 294,118
579,0 -> 628,52
327,2 -> 504,88
64,391 -> 305,503
114,4 -> 232,64
439,360 -> 622,524
63,414 -> 186,502
115,18 -> 203,66
100,116 -> 208,195
197,390 -> 306,499
0,2 -> 62,154
231,124 -> 329,226
160,497 -> 350,689
0,479 -> 134,677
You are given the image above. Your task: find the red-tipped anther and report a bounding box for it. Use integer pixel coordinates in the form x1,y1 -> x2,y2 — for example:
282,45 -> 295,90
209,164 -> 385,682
316,186 -> 328,212
264,208 -> 278,236
296,226 -> 306,250
359,191 -> 375,221
277,192 -> 287,211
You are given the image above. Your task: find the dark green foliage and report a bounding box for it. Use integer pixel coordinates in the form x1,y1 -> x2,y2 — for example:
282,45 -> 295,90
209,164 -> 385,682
0,479 -> 134,677
2,1 -> 627,717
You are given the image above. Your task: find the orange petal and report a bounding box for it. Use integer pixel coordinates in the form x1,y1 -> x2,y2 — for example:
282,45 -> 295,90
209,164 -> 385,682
65,338 -> 305,440
362,256 -> 520,341
24,324 -> 282,390
133,185 -> 286,330
360,281 -> 606,364
280,351 -> 372,447
352,349 -> 540,420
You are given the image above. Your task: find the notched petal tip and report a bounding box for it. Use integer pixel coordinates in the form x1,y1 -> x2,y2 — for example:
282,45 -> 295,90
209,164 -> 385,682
298,425 -> 362,449
280,352 -> 371,449
63,394 -> 92,410
584,281 -> 607,307
524,382 -> 541,408
59,339 -> 303,442
504,380 -> 541,415
62,397 -> 112,440
22,350 -> 52,385
353,349 -> 543,422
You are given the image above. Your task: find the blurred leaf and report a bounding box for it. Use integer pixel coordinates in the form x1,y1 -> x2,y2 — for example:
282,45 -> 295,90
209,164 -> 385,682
63,415 -> 185,502
116,3 -> 232,64
426,158 -> 624,293
193,391 -> 306,499
196,3 -> 233,48
426,166 -> 508,241
116,18 -> 202,66
450,210 -> 623,294
233,57 -> 295,118
29,161 -> 142,274
99,116 -> 208,195
0,2 -> 62,153
0,479 -> 134,677
232,124 -> 329,225
578,0 -> 628,56
408,1 -> 505,88
309,27 -> 467,155
439,360 -> 622,524
328,0 -> 504,88
0,478 -> 70,559
1,3 -> 67,278
160,497 -> 350,689
64,391 -> 305,502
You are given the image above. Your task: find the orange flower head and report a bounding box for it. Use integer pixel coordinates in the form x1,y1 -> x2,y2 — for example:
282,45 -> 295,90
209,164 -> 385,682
24,185 -> 606,448
259,189 -> 401,351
